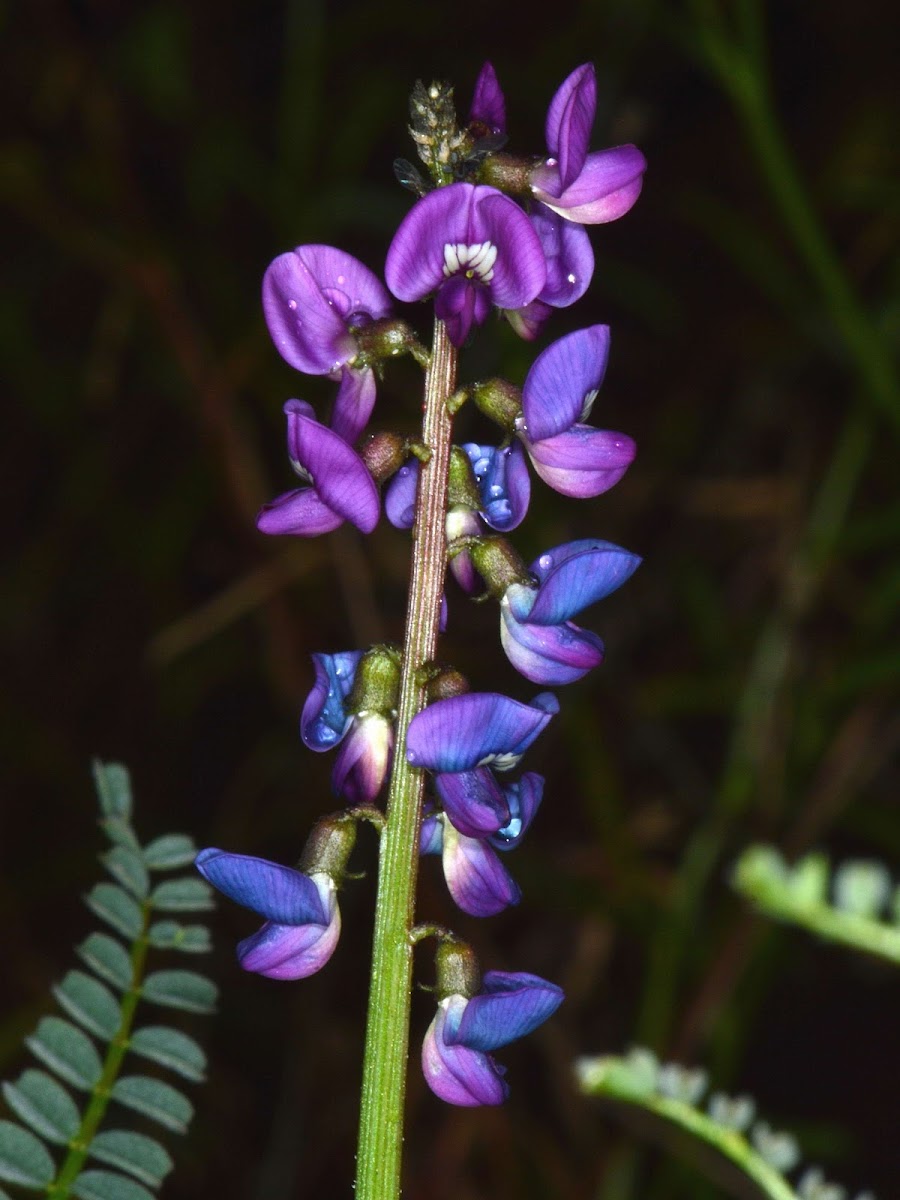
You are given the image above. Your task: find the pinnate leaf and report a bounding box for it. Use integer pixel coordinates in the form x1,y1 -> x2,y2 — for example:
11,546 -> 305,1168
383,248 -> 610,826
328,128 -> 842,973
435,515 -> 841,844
129,1026 -> 207,1082
90,1131 -> 173,1188
102,846 -> 150,900
92,760 -> 133,822
54,970 -> 122,1040
0,1119 -> 56,1189
26,1017 -> 102,1091
150,878 -> 214,912
142,834 -> 197,871
147,921 -> 211,953
85,883 -> 144,940
2,1069 -> 80,1145
111,1076 -> 193,1133
71,1168 -> 155,1200
142,970 -> 217,1014
77,932 -> 134,991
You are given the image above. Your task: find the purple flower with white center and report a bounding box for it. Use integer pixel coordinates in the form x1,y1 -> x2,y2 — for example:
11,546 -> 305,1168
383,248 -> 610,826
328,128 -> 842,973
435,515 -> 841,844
256,400 -> 380,538
462,441 -> 531,532
515,324 -> 636,498
422,970 -> 564,1106
262,245 -> 393,442
301,651 -> 395,803
196,849 -> 340,980
500,539 -> 641,685
385,183 -> 546,347
530,64 -> 646,225
420,811 -> 521,917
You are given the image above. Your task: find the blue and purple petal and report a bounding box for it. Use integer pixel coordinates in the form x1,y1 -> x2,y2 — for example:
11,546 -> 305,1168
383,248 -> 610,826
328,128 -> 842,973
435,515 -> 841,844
406,691 -> 559,773
422,997 -> 509,1106
300,651 -> 362,751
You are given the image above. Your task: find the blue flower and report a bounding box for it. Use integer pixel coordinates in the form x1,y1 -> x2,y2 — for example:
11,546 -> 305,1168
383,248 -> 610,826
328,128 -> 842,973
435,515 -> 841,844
500,539 -> 641,684
422,970 -> 563,1105
196,849 -> 340,980
301,650 -> 396,803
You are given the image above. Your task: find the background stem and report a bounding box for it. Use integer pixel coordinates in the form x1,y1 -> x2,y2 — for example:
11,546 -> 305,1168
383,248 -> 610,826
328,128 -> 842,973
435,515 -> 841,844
355,318 -> 457,1200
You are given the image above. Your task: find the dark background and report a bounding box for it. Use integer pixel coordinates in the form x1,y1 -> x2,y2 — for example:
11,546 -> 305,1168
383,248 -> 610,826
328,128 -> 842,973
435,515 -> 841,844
2,2 -> 898,1197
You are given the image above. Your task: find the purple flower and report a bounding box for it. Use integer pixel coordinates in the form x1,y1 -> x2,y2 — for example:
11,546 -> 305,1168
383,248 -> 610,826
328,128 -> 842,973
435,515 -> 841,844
500,539 -> 641,684
409,692 -> 556,839
196,849 -> 340,980
385,183 -> 546,346
301,651 -> 395,803
516,325 -> 636,498
262,245 -> 392,442
421,811 -> 521,917
256,400 -> 380,538
421,971 -> 564,1106
530,65 -> 646,225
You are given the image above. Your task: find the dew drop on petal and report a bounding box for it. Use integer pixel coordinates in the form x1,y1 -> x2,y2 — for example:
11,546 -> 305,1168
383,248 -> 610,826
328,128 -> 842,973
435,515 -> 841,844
538,553 -> 553,571
288,299 -> 298,310
567,273 -> 577,284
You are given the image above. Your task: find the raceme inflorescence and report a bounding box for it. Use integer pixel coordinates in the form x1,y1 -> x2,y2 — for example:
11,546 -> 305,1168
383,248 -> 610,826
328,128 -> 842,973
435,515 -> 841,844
195,61 -> 645,1198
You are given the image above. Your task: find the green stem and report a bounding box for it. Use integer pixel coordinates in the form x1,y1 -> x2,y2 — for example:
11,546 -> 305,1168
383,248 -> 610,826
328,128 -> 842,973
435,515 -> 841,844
578,1056 -> 798,1200
733,851 -> 900,966
50,902 -> 153,1197
355,318 -> 457,1200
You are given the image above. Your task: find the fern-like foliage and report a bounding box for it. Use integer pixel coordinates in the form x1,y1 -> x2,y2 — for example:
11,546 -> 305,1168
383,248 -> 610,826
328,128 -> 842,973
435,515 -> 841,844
733,846 -> 900,966
0,761 -> 216,1200
576,1047 -> 875,1200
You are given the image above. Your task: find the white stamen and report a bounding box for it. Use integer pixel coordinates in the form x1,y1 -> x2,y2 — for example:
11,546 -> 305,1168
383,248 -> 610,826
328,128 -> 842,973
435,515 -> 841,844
580,387 -> 599,422
442,240 -> 497,282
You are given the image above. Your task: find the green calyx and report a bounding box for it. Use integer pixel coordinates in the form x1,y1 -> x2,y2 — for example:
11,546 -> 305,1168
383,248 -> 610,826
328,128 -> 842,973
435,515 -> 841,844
434,939 -> 481,1002
472,377 -> 523,433
347,645 -> 403,717
469,535 -> 531,598
299,814 -> 358,883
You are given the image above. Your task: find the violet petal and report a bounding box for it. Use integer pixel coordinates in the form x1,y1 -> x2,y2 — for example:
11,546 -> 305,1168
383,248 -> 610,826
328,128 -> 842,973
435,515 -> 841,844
469,62 -> 506,134
435,767 -> 511,837
300,650 -> 362,751
406,692 -> 558,773
545,64 -> 596,190
524,425 -> 636,498
422,998 -> 509,1106
451,970 -> 564,1051
441,822 -> 522,917
195,849 -> 329,924
522,324 -> 610,441
526,539 -> 642,624
500,601 -> 605,686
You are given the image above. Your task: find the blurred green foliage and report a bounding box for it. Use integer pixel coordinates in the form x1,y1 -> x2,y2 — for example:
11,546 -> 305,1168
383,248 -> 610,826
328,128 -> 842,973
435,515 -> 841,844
2,2 -> 897,1198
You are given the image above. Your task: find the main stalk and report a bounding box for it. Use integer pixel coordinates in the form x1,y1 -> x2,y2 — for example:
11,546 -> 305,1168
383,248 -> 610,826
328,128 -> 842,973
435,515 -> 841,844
355,318 -> 457,1200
